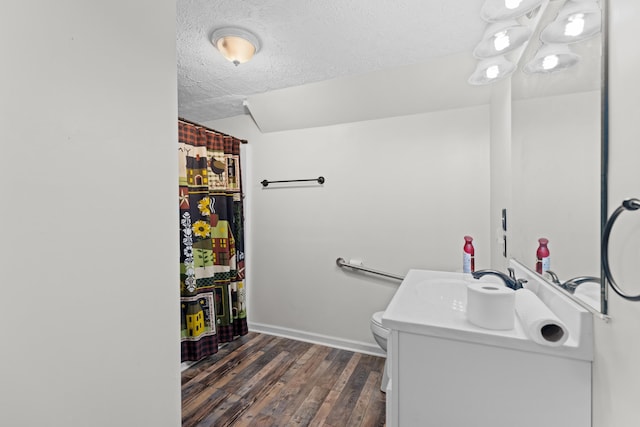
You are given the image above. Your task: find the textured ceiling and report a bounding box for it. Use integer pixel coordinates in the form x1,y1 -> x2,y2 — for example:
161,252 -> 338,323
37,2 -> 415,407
177,0 -> 487,123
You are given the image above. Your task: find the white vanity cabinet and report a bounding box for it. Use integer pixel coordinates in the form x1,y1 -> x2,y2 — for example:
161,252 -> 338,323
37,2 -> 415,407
382,266 -> 593,427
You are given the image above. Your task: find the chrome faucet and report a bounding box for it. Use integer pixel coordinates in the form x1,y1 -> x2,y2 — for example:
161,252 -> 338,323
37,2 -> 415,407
562,276 -> 601,293
544,270 -> 562,285
472,269 -> 526,290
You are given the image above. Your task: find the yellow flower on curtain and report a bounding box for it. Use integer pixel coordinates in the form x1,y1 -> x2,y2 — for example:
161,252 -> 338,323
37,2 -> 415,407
198,197 -> 211,216
192,220 -> 211,238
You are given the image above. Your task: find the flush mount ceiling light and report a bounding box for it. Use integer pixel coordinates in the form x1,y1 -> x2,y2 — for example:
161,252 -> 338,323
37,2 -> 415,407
480,0 -> 546,22
523,43 -> 580,73
473,20 -> 532,58
211,27 -> 261,66
540,0 -> 601,44
468,56 -> 517,85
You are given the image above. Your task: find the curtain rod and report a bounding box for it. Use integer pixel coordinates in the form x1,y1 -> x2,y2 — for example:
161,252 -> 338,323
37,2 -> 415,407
178,117 -> 248,144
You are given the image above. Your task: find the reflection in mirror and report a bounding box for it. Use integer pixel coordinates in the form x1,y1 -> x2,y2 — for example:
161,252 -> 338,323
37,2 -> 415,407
509,0 -> 604,312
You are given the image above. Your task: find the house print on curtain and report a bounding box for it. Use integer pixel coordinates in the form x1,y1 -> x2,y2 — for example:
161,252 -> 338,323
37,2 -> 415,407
178,120 -> 248,362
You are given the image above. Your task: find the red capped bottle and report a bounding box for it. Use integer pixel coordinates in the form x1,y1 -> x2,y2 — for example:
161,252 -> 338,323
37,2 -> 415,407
536,238 -> 550,274
463,236 -> 475,273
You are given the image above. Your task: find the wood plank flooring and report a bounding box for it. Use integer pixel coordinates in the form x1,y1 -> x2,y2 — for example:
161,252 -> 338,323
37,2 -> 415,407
182,332 -> 386,427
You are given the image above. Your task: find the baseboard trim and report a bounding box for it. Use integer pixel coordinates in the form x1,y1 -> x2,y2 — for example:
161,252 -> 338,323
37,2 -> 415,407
248,321 -> 386,358
181,361 -> 196,372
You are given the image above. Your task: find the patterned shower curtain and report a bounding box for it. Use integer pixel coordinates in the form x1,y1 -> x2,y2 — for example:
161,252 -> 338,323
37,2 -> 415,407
178,120 -> 248,362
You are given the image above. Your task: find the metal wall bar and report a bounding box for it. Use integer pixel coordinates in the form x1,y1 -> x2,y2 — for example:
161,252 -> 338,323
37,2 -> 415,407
336,257 -> 404,281
261,176 -> 325,187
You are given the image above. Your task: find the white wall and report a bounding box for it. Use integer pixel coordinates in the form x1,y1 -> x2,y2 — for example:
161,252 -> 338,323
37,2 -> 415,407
0,2 -> 180,427
592,1 -> 640,426
211,107 -> 491,351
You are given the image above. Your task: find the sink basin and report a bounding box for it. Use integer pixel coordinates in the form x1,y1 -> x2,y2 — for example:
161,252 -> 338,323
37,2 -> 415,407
414,275 -> 505,313
382,270 -> 508,332
415,278 -> 467,314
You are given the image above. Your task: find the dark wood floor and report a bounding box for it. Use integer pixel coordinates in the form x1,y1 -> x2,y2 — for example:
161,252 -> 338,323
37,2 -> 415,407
182,332 -> 386,427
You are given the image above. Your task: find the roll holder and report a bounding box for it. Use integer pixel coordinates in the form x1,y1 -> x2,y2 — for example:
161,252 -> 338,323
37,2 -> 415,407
601,197 -> 640,301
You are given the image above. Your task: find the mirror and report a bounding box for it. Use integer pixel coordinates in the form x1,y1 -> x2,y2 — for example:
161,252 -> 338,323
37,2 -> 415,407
508,0 -> 605,312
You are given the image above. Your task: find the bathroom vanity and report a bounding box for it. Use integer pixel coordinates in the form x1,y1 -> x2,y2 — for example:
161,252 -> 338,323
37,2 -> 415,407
381,261 -> 593,427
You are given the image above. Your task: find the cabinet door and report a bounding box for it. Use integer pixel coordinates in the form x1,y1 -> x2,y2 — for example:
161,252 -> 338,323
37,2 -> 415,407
394,331 -> 590,427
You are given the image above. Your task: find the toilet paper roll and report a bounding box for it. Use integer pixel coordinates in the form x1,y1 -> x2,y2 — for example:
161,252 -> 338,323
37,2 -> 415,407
466,283 -> 515,330
515,289 -> 569,347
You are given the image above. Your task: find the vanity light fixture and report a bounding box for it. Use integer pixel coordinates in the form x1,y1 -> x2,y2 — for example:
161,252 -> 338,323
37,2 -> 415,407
480,0 -> 545,22
468,56 -> 517,85
523,43 -> 580,73
540,0 -> 601,44
473,21 -> 532,58
211,27 -> 261,66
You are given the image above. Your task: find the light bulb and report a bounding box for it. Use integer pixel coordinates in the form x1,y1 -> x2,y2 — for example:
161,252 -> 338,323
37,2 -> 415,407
486,65 -> 500,79
494,31 -> 511,51
216,36 -> 256,65
523,44 -> 580,74
469,56 -> 515,85
564,13 -> 585,37
505,0 -> 523,10
542,54 -> 559,70
211,28 -> 261,66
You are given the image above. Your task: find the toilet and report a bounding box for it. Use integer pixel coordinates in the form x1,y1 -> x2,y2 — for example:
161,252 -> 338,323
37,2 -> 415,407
370,311 -> 390,392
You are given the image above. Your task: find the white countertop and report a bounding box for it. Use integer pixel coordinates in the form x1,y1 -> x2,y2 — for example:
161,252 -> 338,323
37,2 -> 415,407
381,266 -> 593,361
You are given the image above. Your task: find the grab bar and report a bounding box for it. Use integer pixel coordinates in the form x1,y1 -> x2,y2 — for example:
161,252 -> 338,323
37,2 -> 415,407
336,257 -> 405,281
